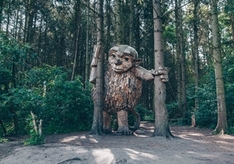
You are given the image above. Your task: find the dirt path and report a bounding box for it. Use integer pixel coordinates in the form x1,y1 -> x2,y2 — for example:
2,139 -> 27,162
0,122 -> 234,164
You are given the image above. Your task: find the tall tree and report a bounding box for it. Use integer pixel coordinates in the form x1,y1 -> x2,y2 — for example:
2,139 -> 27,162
85,0 -> 90,87
90,0 -> 104,135
116,0 -> 123,44
0,0 -> 3,29
71,0 -> 81,80
211,0 -> 228,134
152,0 -> 173,139
175,0 -> 187,117
192,0 -> 200,126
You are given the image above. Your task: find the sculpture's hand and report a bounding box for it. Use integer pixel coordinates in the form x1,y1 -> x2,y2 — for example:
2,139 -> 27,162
151,66 -> 169,82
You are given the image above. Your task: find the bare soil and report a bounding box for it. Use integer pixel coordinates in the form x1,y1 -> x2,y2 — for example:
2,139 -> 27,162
0,122 -> 234,164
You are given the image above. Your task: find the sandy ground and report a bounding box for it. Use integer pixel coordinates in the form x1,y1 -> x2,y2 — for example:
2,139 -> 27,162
0,122 -> 234,164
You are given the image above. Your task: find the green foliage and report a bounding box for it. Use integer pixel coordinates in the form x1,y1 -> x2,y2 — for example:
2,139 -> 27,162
223,55 -> 234,127
0,64 -> 93,136
167,101 -> 179,119
0,138 -> 8,143
186,66 -> 217,128
136,104 -> 154,121
195,85 -> 217,128
163,25 -> 176,44
24,131 -> 44,146
227,126 -> 234,134
24,114 -> 44,146
42,71 -> 93,134
0,87 -> 44,135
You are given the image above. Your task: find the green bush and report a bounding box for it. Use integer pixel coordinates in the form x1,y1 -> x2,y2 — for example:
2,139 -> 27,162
42,74 -> 93,134
0,65 -> 93,136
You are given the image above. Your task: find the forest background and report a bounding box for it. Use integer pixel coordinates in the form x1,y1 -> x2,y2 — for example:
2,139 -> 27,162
0,0 -> 234,142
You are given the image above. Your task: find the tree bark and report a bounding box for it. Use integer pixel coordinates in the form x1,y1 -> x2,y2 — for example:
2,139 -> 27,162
90,0 -> 104,135
192,0 -> 200,126
105,0 -> 111,58
175,0 -> 182,115
175,0 -> 187,117
211,0 -> 228,134
116,0 -> 123,44
0,0 -> 3,29
152,0 -> 173,139
85,0 -> 90,87
71,0 -> 81,80
129,0 -> 133,45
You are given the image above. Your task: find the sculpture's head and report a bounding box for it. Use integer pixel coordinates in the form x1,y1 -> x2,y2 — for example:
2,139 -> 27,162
108,45 -> 141,73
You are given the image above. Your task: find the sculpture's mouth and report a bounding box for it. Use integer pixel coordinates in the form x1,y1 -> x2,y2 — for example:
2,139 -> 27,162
113,68 -> 125,72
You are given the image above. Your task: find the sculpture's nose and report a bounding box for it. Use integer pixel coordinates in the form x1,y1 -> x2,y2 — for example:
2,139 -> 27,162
115,59 -> 122,65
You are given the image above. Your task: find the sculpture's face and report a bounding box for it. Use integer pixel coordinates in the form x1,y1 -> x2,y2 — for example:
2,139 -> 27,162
108,45 -> 138,73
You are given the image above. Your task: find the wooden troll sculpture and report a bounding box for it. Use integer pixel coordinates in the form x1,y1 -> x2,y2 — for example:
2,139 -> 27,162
90,45 -> 168,135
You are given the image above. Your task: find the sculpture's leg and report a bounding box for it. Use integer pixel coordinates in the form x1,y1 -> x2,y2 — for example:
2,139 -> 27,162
103,111 -> 111,133
117,110 -> 133,135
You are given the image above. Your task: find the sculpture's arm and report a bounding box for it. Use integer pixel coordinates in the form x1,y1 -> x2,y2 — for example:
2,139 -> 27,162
136,66 -> 169,82
135,66 -> 154,81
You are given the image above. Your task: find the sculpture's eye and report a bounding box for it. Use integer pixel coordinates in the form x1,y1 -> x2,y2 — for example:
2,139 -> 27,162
111,54 -> 116,58
124,57 -> 129,61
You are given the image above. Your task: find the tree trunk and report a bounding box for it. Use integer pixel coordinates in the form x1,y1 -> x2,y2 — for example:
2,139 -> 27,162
152,0 -> 173,139
175,0 -> 182,116
192,0 -> 200,126
211,0 -> 228,134
0,0 -> 3,29
175,0 -> 187,117
5,2 -> 10,35
85,0 -> 90,87
129,0 -> 133,45
90,0 -> 104,135
9,103 -> 19,135
105,0 -> 111,58
116,0 -> 123,44
71,0 -> 81,80
24,0 -> 33,43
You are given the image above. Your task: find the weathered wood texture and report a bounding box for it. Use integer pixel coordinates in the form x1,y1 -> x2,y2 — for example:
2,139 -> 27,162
104,66 -> 142,113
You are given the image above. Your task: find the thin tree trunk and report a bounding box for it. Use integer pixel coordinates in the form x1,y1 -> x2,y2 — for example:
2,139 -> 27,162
181,42 -> 186,117
175,0 -> 186,116
0,0 -> 3,29
175,0 -> 182,115
231,14 -> 234,43
24,0 -> 31,43
9,103 -> 19,134
129,0 -> 133,45
71,1 -> 81,80
179,0 -> 186,117
85,0 -> 90,88
152,0 -> 173,139
5,2 -> 10,35
211,0 -> 228,134
192,0 -> 200,126
116,0 -> 123,44
38,15 -> 43,66
105,0 -> 111,58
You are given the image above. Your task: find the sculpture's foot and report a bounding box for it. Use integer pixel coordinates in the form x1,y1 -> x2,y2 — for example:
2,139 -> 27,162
117,126 -> 133,135
117,110 -> 133,135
